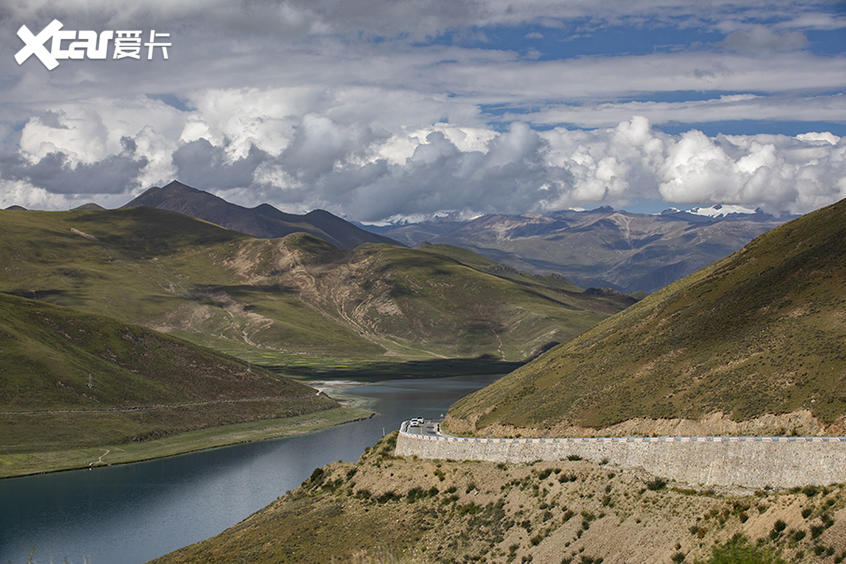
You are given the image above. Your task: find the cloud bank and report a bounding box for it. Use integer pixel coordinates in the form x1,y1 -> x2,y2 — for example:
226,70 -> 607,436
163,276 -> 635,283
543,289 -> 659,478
4,99 -> 843,219
0,1 -> 844,217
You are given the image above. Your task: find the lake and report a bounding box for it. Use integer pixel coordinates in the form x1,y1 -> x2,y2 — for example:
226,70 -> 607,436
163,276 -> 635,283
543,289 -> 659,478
0,374 -> 499,563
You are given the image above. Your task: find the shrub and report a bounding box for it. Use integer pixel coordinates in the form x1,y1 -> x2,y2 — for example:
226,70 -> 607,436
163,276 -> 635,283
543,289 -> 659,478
646,478 -> 667,491
375,491 -> 400,503
457,502 -> 481,516
705,534 -> 787,564
567,454 -> 582,461
802,485 -> 819,497
306,467 -> 326,488
530,534 -> 543,546
821,513 -> 834,528
406,487 -> 426,502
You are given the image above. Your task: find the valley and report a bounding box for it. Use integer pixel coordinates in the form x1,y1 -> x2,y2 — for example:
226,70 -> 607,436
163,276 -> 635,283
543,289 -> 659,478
5,3 -> 845,562
157,198 -> 845,562
3,189 -> 843,562
0,191 -> 632,477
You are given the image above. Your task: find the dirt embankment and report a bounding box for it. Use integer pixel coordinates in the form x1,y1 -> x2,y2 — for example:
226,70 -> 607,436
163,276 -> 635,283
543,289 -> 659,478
157,433 -> 846,563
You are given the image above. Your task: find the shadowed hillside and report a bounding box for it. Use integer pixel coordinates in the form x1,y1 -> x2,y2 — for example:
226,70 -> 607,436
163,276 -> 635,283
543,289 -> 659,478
0,292 -> 339,474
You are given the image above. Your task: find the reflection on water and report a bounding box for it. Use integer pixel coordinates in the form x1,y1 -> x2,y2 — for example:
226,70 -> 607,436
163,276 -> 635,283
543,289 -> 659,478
0,374 -> 499,563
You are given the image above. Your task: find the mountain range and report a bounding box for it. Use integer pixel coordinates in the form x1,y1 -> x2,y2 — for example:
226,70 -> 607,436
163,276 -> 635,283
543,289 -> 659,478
123,182 -> 788,294
0,204 -> 633,371
125,180 -> 398,249
446,197 -> 846,435
365,206 -> 791,293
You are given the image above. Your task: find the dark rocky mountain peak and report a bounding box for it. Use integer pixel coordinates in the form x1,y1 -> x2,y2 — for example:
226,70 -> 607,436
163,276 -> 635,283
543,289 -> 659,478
124,181 -> 400,249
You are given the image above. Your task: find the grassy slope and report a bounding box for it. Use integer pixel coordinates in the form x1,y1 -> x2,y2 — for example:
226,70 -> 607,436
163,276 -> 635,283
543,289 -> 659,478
0,207 -> 633,367
330,241 -> 633,361
447,198 -> 846,432
0,292 -> 343,475
0,407 -> 370,478
156,433 -> 846,563
0,207 -> 379,361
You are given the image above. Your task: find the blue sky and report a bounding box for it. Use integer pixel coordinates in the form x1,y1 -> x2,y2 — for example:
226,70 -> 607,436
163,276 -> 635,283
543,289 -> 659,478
1,0 -> 845,219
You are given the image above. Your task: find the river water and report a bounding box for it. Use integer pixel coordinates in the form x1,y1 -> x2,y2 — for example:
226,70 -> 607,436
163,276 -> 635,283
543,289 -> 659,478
0,374 -> 500,563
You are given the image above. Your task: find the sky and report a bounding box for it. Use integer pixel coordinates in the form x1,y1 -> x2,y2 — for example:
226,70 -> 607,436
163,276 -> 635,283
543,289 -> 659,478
1,0 -> 845,221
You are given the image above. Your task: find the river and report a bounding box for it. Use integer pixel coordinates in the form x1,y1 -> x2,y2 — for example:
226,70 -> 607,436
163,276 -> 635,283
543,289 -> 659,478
0,374 -> 500,563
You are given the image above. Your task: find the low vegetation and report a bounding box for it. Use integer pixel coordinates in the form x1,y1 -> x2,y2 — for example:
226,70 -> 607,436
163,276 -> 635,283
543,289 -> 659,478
0,206 -> 633,370
156,433 -> 846,563
0,406 -> 369,478
0,293 -> 343,477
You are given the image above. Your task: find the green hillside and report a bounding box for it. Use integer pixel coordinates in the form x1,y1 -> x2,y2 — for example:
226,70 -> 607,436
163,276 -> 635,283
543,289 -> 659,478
0,207 -> 634,370
446,198 -> 846,434
0,292 -> 343,475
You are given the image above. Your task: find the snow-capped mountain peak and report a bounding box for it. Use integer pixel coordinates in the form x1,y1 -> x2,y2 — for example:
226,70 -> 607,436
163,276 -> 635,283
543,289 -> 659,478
685,204 -> 759,218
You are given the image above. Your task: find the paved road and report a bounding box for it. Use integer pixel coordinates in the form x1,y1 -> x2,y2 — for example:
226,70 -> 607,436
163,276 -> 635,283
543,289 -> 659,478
399,419 -> 846,443
400,419 -> 441,437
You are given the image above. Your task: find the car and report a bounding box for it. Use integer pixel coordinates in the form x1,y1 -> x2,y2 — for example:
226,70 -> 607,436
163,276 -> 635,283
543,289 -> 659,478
408,417 -> 424,427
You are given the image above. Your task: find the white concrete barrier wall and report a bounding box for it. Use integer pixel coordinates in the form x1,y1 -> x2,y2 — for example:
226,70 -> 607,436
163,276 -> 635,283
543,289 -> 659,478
395,429 -> 846,488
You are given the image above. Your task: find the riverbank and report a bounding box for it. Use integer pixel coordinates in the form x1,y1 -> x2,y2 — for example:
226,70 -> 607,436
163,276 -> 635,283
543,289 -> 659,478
0,406 -> 372,479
